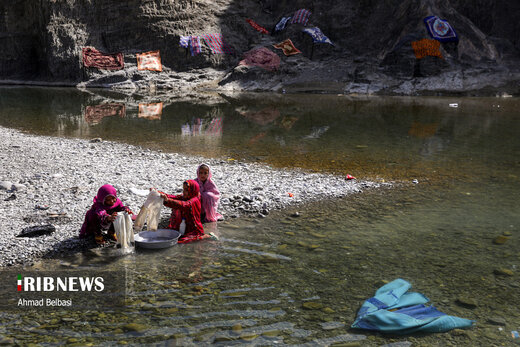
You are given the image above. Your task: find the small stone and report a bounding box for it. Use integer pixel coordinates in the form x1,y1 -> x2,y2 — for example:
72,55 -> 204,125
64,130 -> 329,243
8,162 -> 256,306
302,302 -> 323,310
487,317 -> 506,326
494,268 -> 514,276
503,231 -> 512,236
90,138 -> 102,143
122,323 -> 146,332
12,183 -> 26,191
456,297 -> 477,308
291,212 -> 300,217
4,194 -> 16,201
493,235 -> 509,245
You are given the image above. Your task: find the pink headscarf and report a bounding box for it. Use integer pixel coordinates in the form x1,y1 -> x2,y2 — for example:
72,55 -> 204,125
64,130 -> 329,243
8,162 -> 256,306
195,164 -> 223,222
93,184 -> 118,204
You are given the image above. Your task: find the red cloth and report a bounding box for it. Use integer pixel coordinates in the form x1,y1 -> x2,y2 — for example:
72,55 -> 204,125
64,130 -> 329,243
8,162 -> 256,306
82,47 -> 124,70
163,180 -> 205,243
246,19 -> 270,34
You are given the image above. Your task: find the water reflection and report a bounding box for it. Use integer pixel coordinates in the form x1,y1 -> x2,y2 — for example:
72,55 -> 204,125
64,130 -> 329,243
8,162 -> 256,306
1,87 -> 519,182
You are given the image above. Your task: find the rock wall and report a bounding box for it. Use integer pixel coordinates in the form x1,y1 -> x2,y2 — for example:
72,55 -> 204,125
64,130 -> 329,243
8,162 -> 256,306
0,0 -> 518,95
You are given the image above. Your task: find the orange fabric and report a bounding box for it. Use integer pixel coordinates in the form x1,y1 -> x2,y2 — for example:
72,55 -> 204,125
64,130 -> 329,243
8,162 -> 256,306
411,39 -> 443,60
273,39 -> 301,56
136,50 -> 162,71
138,103 -> 163,120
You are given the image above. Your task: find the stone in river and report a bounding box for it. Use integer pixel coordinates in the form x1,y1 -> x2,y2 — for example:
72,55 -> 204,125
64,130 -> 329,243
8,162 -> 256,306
494,268 -> 514,276
493,235 -> 509,245
456,297 -> 477,308
487,317 -> 506,326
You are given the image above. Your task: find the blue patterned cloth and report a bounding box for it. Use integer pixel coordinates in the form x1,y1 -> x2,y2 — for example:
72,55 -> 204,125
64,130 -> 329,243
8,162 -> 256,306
274,16 -> 292,33
179,36 -> 190,48
424,16 -> 458,42
303,27 -> 334,45
352,279 -> 474,334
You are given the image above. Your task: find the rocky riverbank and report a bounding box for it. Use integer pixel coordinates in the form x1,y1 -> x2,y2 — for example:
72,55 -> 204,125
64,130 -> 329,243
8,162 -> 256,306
0,126 -> 389,267
1,0 -> 519,97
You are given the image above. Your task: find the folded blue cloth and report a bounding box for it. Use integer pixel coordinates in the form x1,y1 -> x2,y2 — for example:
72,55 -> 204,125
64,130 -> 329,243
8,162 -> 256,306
352,278 -> 474,334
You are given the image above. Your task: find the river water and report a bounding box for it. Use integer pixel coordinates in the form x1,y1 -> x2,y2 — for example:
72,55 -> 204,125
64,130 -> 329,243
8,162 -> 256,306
0,87 -> 519,346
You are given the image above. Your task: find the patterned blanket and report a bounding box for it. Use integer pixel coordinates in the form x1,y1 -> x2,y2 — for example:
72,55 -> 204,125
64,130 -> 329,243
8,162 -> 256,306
239,47 -> 280,71
179,36 -> 202,56
273,39 -> 301,56
246,19 -> 270,35
302,27 -> 334,45
202,34 -> 234,54
424,16 -> 458,43
290,9 -> 311,26
82,47 -> 124,70
84,104 -> 125,124
411,39 -> 443,59
136,51 -> 162,71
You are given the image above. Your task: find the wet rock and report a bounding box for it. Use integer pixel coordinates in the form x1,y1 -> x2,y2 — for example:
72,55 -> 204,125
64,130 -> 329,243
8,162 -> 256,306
487,317 -> 506,326
456,297 -> 477,308
122,323 -> 147,332
302,302 -> 323,310
291,212 -> 300,217
89,138 -> 102,143
494,268 -> 514,276
17,224 -> 56,238
493,235 -> 509,244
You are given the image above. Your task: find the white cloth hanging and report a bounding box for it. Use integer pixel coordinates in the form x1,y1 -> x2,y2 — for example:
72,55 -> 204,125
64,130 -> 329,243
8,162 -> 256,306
134,190 -> 163,231
113,212 -> 134,253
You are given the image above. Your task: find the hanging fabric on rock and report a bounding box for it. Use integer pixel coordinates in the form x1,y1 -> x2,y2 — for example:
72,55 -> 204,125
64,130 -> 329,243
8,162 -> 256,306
136,50 -> 162,71
274,16 -> 292,33
239,47 -> 281,71
179,36 -> 202,56
202,34 -> 234,54
246,19 -> 270,35
351,278 -> 474,334
113,213 -> 134,253
273,39 -> 301,56
134,190 -> 163,231
82,47 -> 124,70
411,38 -> 443,59
424,16 -> 458,43
303,27 -> 334,45
290,9 -> 311,26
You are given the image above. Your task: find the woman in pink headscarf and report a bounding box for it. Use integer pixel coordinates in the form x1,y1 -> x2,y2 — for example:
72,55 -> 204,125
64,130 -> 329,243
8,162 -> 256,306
79,184 -> 133,244
195,164 -> 223,223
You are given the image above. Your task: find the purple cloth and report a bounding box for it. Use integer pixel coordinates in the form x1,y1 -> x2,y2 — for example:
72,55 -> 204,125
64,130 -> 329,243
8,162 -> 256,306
195,164 -> 223,222
290,9 -> 311,26
79,184 -> 127,238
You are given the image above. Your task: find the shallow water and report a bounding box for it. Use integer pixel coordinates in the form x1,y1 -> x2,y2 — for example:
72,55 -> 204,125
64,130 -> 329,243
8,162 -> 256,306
1,88 -> 520,346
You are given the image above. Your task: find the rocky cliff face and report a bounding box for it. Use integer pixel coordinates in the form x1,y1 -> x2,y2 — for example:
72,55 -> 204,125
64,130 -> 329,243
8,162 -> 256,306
1,0 -> 518,95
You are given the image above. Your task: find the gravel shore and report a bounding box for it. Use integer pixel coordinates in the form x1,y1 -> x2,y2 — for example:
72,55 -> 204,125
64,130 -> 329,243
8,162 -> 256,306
0,126 -> 388,267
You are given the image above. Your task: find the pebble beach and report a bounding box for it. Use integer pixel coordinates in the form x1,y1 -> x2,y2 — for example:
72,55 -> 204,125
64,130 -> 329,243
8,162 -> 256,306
0,126 -> 388,267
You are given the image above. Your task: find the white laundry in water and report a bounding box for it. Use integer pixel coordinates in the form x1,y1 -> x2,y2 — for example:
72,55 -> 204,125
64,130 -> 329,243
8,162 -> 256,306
134,190 -> 163,231
113,212 -> 135,253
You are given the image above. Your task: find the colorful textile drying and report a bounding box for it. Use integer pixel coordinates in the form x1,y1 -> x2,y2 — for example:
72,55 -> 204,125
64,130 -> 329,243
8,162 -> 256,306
202,34 -> 234,54
246,19 -> 270,35
190,36 -> 202,56
136,51 -> 162,71
352,279 -> 474,334
138,103 -> 163,120
84,104 -> 125,124
273,39 -> 301,56
274,16 -> 292,33
302,27 -> 334,45
179,36 -> 190,48
411,39 -> 443,59
424,16 -> 458,42
239,47 -> 280,71
82,47 -> 124,70
290,9 -> 311,26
